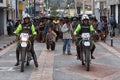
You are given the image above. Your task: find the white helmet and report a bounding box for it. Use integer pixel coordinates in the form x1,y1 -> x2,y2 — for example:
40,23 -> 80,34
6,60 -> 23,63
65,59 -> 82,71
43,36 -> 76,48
22,14 -> 30,20
82,14 -> 89,20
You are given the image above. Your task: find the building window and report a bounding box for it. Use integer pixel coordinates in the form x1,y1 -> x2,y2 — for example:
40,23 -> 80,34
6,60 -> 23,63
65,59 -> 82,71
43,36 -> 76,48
0,0 -> 3,3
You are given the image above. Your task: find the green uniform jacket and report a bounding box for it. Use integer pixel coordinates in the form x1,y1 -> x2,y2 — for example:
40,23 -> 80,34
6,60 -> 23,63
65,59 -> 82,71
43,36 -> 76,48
74,24 -> 95,35
14,24 -> 37,35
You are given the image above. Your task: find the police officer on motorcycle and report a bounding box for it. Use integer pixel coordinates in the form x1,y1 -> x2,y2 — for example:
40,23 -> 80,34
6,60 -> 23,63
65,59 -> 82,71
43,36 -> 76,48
13,14 -> 38,67
74,14 -> 96,60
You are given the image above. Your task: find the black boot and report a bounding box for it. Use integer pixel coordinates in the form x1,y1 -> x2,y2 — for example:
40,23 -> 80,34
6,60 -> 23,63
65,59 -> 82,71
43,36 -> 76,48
91,55 -> 95,59
91,44 -> 95,59
26,61 -> 30,66
15,52 -> 19,66
32,53 -> 38,67
76,46 -> 81,60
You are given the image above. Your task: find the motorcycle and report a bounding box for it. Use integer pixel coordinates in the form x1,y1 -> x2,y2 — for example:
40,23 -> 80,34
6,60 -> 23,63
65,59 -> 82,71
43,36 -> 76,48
18,32 -> 32,72
79,33 -> 92,71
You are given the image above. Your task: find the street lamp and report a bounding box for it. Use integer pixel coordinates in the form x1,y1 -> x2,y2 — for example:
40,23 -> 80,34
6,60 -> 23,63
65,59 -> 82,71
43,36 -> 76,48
74,0 -> 77,16
67,4 -> 70,16
83,0 -> 85,14
16,0 -> 18,19
34,0 -> 36,17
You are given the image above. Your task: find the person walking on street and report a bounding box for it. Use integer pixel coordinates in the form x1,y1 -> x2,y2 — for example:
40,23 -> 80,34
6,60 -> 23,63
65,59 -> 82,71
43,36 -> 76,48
53,17 -> 60,41
61,18 -> 73,55
46,27 -> 57,50
109,15 -> 117,37
7,20 -> 14,36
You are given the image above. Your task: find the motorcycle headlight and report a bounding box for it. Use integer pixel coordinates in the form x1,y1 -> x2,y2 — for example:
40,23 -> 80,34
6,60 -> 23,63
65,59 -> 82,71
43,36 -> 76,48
21,38 -> 28,41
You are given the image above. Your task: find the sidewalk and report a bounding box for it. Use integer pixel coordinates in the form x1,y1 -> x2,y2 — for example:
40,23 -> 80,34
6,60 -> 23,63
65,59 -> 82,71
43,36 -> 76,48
105,36 -> 120,49
0,35 -> 16,50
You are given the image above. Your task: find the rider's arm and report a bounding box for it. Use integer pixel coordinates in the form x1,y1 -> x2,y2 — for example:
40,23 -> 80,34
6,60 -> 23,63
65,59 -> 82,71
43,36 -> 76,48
90,25 -> 95,33
13,24 -> 22,35
90,25 -> 98,35
73,24 -> 81,35
31,24 -> 37,35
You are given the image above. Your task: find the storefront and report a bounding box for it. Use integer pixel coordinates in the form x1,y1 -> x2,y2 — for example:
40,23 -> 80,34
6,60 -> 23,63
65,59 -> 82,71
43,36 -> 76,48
0,8 -> 7,35
110,5 -> 116,17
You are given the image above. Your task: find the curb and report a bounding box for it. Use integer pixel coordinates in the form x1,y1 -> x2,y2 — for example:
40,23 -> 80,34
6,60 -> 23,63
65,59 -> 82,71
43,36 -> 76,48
0,40 -> 16,51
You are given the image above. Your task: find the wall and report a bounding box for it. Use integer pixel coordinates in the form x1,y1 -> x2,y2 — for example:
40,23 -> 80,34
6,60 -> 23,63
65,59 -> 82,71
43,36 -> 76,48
0,0 -> 6,7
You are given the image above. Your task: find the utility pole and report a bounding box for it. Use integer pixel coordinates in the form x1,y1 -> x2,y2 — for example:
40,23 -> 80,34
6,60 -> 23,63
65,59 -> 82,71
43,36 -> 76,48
74,0 -> 77,16
47,0 -> 49,10
83,0 -> 85,14
91,0 -> 95,15
34,0 -> 36,17
68,4 -> 70,17
16,0 -> 18,19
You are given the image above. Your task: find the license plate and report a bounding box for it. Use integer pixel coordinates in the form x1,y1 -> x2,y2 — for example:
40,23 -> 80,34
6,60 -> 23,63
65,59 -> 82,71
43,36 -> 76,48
84,42 -> 90,46
21,42 -> 27,47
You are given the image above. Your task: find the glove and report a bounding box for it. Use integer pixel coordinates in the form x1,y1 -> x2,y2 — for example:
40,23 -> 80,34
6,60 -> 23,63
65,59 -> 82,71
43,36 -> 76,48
93,31 -> 98,35
33,35 -> 37,40
15,36 -> 19,41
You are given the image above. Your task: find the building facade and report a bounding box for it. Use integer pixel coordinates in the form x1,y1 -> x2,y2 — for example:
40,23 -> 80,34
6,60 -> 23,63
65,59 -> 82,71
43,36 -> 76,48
94,0 -> 120,23
0,0 -> 7,35
107,0 -> 120,24
0,0 -> 17,35
94,0 -> 108,21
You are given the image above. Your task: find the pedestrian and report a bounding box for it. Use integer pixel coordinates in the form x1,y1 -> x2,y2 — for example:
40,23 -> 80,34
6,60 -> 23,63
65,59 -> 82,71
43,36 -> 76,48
46,27 -> 57,50
15,19 -> 21,29
7,20 -> 11,36
61,18 -> 73,55
7,20 -> 14,36
53,17 -> 61,41
36,20 -> 45,42
109,15 -> 117,37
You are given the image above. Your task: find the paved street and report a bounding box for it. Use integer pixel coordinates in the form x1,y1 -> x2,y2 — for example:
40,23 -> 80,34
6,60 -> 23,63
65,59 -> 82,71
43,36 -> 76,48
1,36 -> 120,80
0,0 -> 120,79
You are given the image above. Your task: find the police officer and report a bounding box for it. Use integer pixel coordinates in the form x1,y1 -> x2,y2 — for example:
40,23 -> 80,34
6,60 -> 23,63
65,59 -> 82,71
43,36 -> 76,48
74,14 -> 96,59
14,14 -> 38,67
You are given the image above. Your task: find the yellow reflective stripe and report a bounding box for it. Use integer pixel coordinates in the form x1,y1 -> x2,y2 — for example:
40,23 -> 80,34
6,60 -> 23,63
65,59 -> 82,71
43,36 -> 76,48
90,25 -> 95,32
31,24 -> 37,35
74,24 -> 81,35
13,24 -> 22,35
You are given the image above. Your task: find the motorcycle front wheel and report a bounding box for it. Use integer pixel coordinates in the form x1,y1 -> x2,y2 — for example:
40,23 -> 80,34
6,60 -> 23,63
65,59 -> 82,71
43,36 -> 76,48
21,47 -> 26,72
85,50 -> 91,71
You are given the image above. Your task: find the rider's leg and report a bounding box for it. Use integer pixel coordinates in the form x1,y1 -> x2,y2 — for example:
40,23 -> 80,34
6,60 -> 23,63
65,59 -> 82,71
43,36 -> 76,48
15,46 -> 20,66
30,51 -> 38,67
91,43 -> 96,59
76,39 -> 81,59
30,41 -> 38,67
76,46 -> 81,59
